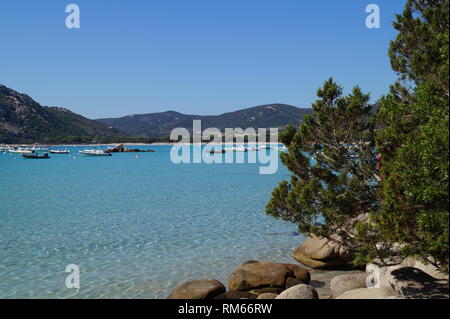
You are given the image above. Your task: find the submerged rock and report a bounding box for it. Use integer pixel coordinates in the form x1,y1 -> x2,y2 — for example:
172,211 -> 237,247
227,260 -> 310,291
167,278 -> 225,299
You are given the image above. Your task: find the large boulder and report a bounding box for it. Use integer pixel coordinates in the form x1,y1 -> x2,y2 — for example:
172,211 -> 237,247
385,266 -> 449,299
228,260 -> 310,291
330,271 -> 369,298
275,284 -> 319,299
292,236 -> 353,269
401,257 -> 449,280
167,278 -> 226,299
283,263 -> 311,283
336,287 -> 396,299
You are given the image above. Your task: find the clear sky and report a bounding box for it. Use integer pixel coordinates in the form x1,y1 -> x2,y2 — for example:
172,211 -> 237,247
0,0 -> 406,119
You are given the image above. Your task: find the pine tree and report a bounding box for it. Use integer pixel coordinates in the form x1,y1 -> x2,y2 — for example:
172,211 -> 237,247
266,79 -> 379,257
389,0 -> 449,96
358,0 -> 449,273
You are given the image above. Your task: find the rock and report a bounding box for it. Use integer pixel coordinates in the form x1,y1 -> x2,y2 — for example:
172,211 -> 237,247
228,260 -> 310,291
167,279 -> 225,299
214,291 -> 257,299
275,284 -> 319,299
105,144 -> 154,153
386,266 -> 449,299
336,287 -> 396,299
257,293 -> 279,299
401,257 -> 449,280
330,271 -> 369,298
283,263 -> 311,284
285,277 -> 305,289
107,144 -> 125,152
292,235 -> 353,269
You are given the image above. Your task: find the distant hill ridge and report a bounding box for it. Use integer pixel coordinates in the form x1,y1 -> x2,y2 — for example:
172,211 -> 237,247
97,104 -> 312,138
1,83 -> 312,143
0,84 -> 129,144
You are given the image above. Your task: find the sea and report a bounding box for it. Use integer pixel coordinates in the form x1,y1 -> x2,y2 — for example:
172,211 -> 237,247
0,145 -> 304,298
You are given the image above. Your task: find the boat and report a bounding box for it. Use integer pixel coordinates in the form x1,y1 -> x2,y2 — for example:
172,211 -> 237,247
30,146 -> 49,151
208,149 -> 226,154
254,145 -> 270,150
22,153 -> 50,159
9,147 -> 33,154
50,149 -> 70,154
78,149 -> 112,156
233,146 -> 248,152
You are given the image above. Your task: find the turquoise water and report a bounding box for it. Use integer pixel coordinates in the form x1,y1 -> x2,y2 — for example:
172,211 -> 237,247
0,145 -> 303,298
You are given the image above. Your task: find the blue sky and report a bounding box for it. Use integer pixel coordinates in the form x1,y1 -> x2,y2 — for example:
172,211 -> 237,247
0,0 -> 405,118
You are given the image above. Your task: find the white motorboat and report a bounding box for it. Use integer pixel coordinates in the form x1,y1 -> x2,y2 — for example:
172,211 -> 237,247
9,147 -> 33,154
234,146 -> 248,152
29,146 -> 49,151
78,149 -> 112,156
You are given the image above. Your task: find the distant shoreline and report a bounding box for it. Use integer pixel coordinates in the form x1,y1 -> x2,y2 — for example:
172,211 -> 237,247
3,142 -> 285,147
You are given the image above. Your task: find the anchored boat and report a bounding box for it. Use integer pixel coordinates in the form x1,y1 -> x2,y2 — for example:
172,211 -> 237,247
78,150 -> 112,156
22,152 -> 50,159
50,149 -> 70,154
9,147 -> 33,154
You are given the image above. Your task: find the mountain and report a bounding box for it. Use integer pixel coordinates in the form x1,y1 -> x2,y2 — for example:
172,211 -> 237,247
97,104 -> 313,138
1,83 -> 313,143
0,84 -> 129,144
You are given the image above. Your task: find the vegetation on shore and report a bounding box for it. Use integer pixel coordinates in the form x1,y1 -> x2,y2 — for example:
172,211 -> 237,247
266,0 -> 449,273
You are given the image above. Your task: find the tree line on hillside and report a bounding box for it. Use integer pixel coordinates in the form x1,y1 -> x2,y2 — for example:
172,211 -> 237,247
0,134 -> 172,145
266,0 -> 449,274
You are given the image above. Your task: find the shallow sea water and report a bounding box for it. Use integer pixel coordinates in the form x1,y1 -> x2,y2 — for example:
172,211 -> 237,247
0,145 -> 306,298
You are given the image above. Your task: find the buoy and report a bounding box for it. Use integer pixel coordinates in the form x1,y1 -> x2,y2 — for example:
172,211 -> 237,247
136,155 -> 139,159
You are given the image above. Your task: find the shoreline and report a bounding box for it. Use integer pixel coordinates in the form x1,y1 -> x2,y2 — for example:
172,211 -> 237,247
2,142 -> 285,147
